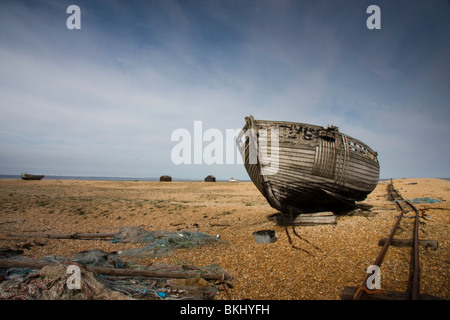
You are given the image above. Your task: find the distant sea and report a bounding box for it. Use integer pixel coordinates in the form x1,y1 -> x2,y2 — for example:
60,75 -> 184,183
0,174 -> 250,182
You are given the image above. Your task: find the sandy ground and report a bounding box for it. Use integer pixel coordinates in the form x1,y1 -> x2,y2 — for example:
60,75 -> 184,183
0,178 -> 448,300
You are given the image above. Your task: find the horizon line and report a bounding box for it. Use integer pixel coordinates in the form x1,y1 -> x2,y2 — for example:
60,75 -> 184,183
1,174 -> 449,182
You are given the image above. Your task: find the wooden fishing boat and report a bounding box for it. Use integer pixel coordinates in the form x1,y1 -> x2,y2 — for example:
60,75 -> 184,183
237,116 -> 379,213
21,173 -> 45,180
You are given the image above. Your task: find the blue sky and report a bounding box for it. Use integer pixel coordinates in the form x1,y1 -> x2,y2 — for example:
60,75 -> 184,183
0,0 -> 449,180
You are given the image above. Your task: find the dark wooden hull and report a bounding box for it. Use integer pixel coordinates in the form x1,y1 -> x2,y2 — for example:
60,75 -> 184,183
21,173 -> 45,180
237,116 -> 379,213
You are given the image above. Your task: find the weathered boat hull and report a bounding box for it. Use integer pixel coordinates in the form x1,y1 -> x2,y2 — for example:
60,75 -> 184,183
21,173 -> 45,180
237,116 -> 379,213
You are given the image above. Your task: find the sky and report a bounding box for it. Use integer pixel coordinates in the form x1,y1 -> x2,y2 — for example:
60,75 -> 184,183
0,0 -> 449,180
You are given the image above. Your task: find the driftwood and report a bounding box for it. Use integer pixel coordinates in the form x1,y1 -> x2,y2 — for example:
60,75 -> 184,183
0,247 -> 24,259
7,232 -> 116,240
0,259 -> 231,281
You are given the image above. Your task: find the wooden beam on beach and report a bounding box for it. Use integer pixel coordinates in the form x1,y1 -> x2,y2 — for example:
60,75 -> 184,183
7,232 -> 116,240
378,238 -> 438,250
209,223 -> 232,227
0,259 -> 232,281
269,212 -> 336,226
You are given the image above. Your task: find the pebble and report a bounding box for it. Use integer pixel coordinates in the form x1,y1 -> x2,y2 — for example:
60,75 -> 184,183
0,178 -> 448,300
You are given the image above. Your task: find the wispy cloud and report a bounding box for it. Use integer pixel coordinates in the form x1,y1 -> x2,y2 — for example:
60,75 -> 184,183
0,0 -> 449,179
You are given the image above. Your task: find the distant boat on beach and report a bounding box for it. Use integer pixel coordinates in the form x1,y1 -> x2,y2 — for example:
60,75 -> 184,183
21,173 -> 45,180
205,175 -> 216,182
237,115 -> 379,213
228,177 -> 239,182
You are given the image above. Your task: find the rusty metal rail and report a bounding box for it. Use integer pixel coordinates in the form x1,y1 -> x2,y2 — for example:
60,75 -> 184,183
352,179 -> 421,300
406,199 -> 420,300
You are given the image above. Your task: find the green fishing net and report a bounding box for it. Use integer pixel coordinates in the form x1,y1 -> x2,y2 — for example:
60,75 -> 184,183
111,227 -> 220,257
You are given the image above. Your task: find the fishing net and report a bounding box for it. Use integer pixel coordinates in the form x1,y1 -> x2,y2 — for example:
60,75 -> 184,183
72,249 -> 126,268
111,226 -> 156,243
97,271 -> 219,300
394,197 -> 442,204
111,227 -> 220,257
0,264 -> 130,300
0,257 -> 226,300
407,197 -> 442,204
0,227 -> 227,300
